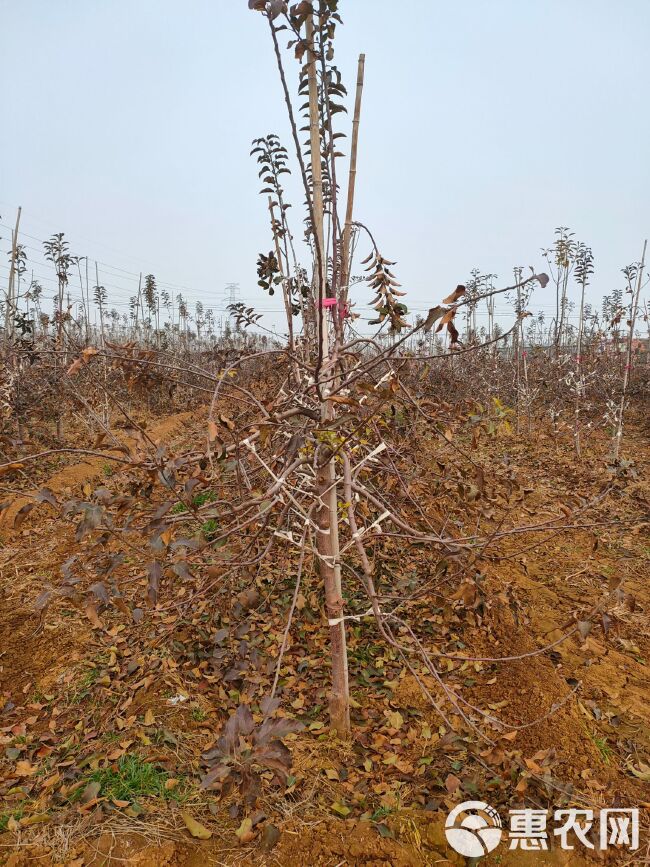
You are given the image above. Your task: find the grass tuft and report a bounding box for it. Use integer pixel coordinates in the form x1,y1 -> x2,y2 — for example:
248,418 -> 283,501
85,755 -> 189,804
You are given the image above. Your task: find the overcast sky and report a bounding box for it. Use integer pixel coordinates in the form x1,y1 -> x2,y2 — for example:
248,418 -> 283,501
1,0 -> 648,335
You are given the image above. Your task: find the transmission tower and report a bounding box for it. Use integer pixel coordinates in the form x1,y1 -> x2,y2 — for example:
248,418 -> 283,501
225,283 -> 241,306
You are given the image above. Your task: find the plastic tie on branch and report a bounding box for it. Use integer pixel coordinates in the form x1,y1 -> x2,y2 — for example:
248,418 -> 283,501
318,298 -> 338,309
328,605 -> 376,627
352,510 -> 390,541
352,441 -> 386,473
341,509 -> 391,554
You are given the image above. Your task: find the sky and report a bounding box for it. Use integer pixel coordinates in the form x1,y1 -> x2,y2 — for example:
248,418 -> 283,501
1,0 -> 648,336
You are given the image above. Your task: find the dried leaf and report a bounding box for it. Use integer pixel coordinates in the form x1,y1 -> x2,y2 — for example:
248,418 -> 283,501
13,502 -> 34,529
442,284 -> 466,304
577,620 -> 592,640
84,602 -> 104,631
235,816 -> 255,843
181,811 -> 212,839
147,561 -> 163,606
422,306 -> 444,333
386,710 -> 404,730
535,272 -> 550,288
260,823 -> 281,852
627,761 -> 650,782
445,773 -> 461,794
80,780 -> 101,804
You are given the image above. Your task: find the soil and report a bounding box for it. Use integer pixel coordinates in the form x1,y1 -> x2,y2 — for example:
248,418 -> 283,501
0,408 -> 648,866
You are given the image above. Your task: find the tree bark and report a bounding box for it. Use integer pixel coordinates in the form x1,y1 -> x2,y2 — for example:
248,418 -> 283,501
306,12 -> 350,737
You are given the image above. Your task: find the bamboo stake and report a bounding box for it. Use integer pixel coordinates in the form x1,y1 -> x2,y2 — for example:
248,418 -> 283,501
85,257 -> 90,344
340,54 -> 365,311
4,207 -> 22,342
305,15 -> 327,358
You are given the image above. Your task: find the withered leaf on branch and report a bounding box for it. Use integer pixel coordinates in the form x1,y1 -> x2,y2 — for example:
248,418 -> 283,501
266,0 -> 287,18
447,319 -> 461,345
435,307 -> 457,333
442,284 -> 466,304
422,305 -> 444,333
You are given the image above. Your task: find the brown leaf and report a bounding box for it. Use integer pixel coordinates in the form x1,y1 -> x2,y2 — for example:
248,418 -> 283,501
19,813 -> 50,827
445,773 -> 461,794
260,823 -> 281,852
0,462 -> 24,477
435,307 -> 457,333
13,502 -> 34,529
577,620 -> 592,640
84,602 -> 104,631
235,817 -> 255,843
80,781 -> 101,804
442,284 -> 466,304
447,319 -> 460,345
181,811 -> 212,839
147,561 -> 163,606
422,306 -> 444,333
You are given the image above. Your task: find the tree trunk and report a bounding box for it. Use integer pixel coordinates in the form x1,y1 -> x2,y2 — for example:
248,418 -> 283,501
306,12 -> 350,737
